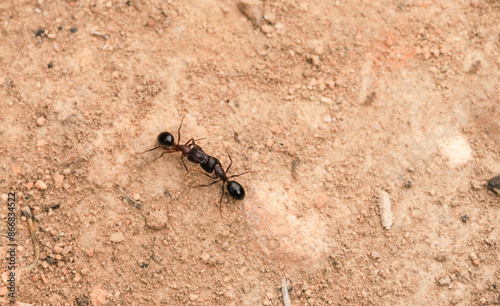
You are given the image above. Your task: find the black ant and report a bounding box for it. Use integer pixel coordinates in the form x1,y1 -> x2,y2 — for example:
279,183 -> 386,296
197,154 -> 247,215
142,119 -> 208,171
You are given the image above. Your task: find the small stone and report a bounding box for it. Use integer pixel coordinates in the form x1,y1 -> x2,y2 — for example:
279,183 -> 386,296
70,27 -> 78,34
63,168 -> 71,175
479,297 -> 487,304
304,289 -> 312,297
132,193 -> 141,201
34,180 -> 47,191
112,71 -> 119,79
326,80 -> 335,89
461,215 -> 469,223
36,117 -> 47,126
36,140 -> 47,147
314,193 -> 327,209
53,245 -> 63,254
378,190 -> 393,229
438,275 -> 451,286
189,294 -> 198,301
310,55 -> 320,66
263,12 -> 276,24
110,232 -> 124,243
90,285 -> 108,306
222,242 -> 230,251
146,211 -> 169,230
0,286 -> 8,296
237,0 -> 263,27
53,173 -> 64,188
321,97 -> 333,103
370,251 -> 381,260
269,125 -> 282,134
431,48 -> 440,58
266,139 -> 274,148
47,33 -> 56,39
146,18 -> 156,27
261,24 -> 274,34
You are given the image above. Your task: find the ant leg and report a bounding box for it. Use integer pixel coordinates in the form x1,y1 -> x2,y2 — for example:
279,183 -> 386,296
225,154 -> 233,173
140,146 -> 159,154
229,171 -> 252,179
219,182 -> 226,217
198,171 -> 218,180
180,155 -> 189,172
177,116 -> 185,144
152,150 -> 175,162
184,137 -> 195,147
194,180 -> 220,188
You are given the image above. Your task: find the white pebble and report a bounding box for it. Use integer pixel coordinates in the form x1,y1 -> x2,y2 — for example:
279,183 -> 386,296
378,190 -> 393,229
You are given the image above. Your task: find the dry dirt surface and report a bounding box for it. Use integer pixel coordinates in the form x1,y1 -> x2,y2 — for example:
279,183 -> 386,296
0,0 -> 499,305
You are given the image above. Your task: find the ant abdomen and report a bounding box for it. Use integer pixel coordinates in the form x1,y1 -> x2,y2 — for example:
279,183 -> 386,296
227,181 -> 245,200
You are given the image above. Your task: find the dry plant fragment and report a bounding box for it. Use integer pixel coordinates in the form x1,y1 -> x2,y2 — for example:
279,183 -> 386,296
59,143 -> 94,165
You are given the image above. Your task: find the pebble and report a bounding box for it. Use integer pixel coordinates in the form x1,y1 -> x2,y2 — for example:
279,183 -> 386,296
320,97 -> 333,103
470,252 -> 480,265
263,12 -> 276,24
370,251 -> 381,260
53,245 -> 63,254
266,139 -> 274,147
189,294 -> 198,301
378,190 -> 393,229
112,71 -> 119,79
269,125 -> 282,134
326,80 -> 336,89
310,55 -> 320,66
36,117 -> 47,126
34,180 -> 48,190
110,232 -> 124,243
0,286 -> 8,296
63,168 -> 71,175
222,241 -> 230,251
90,285 -> 108,305
237,0 -> 263,27
261,24 -> 274,34
313,193 -> 327,209
438,275 -> 451,286
146,211 -> 169,230
53,173 -> 64,189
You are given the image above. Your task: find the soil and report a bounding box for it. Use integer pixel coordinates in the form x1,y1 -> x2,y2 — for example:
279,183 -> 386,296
0,0 -> 499,305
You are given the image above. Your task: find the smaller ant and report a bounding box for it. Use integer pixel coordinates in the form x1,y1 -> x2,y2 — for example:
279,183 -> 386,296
197,154 -> 247,215
142,119 -> 208,171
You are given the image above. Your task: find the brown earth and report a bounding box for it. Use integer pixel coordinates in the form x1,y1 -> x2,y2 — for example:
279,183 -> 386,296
0,0 -> 499,305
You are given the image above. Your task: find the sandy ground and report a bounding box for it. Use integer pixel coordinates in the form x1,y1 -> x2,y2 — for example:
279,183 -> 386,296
0,0 -> 499,305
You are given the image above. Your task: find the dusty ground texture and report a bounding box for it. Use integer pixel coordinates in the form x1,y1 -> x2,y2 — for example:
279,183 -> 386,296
0,0 -> 499,305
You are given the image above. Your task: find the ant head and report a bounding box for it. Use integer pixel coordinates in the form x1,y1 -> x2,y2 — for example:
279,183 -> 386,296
157,132 -> 175,147
227,181 -> 245,200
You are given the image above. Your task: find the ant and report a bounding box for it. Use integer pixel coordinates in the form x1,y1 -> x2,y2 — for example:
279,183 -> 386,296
197,154 -> 247,215
142,119 -> 208,171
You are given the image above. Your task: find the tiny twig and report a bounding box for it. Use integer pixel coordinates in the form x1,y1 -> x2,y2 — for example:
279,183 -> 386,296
91,31 -> 109,40
282,276 -> 291,306
115,184 -> 143,209
291,158 -> 300,179
20,207 -> 39,271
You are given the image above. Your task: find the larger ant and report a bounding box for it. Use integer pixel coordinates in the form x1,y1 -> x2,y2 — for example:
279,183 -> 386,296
142,119 -> 208,171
